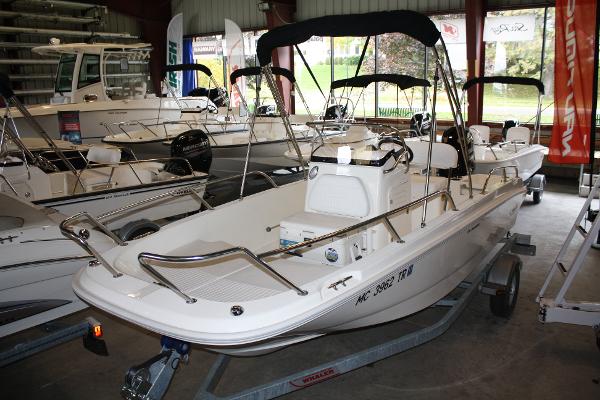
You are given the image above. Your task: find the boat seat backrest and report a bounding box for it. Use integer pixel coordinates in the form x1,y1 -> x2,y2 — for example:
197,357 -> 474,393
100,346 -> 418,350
306,174 -> 370,218
469,125 -> 490,144
407,141 -> 458,170
86,146 -> 121,165
506,126 -> 530,144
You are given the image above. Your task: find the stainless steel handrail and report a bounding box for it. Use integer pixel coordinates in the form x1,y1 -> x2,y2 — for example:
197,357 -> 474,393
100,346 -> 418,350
73,156 -> 197,195
137,189 -> 458,302
59,170 -> 281,278
60,212 -> 125,278
481,165 -> 519,194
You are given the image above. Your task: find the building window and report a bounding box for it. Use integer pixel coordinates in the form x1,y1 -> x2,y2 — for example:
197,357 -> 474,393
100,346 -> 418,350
483,8 -> 553,124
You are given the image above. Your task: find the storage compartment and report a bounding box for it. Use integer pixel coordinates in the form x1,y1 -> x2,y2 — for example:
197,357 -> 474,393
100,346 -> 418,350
279,211 -> 365,267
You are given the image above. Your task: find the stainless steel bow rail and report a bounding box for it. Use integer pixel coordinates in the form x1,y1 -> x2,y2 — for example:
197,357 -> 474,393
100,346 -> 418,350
119,232 -> 535,400
130,189 -> 458,300
59,170 -> 280,273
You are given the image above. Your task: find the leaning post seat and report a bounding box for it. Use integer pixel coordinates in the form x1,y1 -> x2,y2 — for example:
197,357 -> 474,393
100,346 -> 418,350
279,142 -> 412,266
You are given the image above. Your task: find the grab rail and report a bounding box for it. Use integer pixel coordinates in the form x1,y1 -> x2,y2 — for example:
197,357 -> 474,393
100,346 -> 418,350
59,170 -> 280,277
73,156 -> 197,194
481,165 -> 519,194
137,189 -> 458,302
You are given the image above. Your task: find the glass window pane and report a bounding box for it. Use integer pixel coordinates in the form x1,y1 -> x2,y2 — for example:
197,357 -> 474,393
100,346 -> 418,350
192,35 -> 225,90
376,32 -> 428,119
78,54 -> 101,89
56,54 -> 76,92
294,36 -> 331,116
483,8 -> 548,124
333,37 -> 375,118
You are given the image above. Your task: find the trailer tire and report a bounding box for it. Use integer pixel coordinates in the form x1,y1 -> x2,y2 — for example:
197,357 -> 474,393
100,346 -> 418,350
490,264 -> 520,318
532,190 -> 542,204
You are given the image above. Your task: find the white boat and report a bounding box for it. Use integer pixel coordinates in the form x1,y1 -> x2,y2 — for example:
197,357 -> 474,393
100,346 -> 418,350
461,76 -> 548,203
0,192 -> 114,337
1,75 -> 209,231
101,66 -> 329,173
8,43 -> 210,143
62,10 -> 526,356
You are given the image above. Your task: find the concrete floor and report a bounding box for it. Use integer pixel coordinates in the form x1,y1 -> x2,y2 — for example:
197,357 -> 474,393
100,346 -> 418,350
2,178 -> 599,399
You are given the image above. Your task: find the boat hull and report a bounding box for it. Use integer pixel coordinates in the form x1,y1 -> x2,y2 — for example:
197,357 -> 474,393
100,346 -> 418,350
73,178 -> 525,355
10,98 -> 204,144
474,144 -> 545,182
34,175 -> 207,229
0,228 -> 113,338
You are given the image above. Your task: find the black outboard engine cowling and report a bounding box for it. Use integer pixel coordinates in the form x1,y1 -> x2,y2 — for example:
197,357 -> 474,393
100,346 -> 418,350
409,111 -> 431,137
324,104 -> 347,120
439,126 -> 474,178
501,119 -> 519,141
187,87 -> 227,107
165,129 -> 212,175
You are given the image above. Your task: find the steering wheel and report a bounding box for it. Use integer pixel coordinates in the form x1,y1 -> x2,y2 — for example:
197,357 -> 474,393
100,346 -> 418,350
377,137 -> 413,163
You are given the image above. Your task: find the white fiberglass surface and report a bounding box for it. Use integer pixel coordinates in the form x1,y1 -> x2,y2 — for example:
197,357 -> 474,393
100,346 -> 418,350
107,173 -> 512,305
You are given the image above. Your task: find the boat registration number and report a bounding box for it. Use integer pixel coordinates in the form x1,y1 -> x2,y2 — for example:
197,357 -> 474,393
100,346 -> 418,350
354,264 -> 413,306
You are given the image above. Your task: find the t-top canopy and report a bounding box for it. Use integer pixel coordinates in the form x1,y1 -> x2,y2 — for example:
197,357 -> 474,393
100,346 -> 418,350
256,10 -> 441,66
229,66 -> 296,85
163,63 -> 213,78
462,76 -> 545,94
330,74 -> 430,90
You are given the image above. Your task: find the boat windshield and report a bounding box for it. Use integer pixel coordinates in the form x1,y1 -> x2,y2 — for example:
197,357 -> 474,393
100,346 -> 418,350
55,54 -> 76,93
78,54 -> 101,89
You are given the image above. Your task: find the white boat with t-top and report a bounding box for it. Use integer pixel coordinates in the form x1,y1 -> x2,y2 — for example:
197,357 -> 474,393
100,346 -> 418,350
62,10 -> 526,356
8,43 -> 210,143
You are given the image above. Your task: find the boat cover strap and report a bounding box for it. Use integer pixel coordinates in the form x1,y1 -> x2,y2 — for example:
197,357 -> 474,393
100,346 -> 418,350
462,76 -> 544,94
229,66 -> 295,85
257,10 -> 441,66
163,64 -> 212,77
331,74 -> 431,90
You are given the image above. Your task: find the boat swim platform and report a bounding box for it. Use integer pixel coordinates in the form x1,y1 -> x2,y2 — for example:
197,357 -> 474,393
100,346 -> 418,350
117,232 -> 535,400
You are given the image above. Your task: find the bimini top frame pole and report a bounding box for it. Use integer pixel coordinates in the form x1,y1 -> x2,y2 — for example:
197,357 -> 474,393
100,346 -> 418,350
461,76 -> 545,145
255,9 -> 472,194
162,63 -> 230,108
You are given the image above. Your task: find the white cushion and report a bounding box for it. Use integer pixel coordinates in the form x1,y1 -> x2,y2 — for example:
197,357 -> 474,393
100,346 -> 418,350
86,146 -> 121,164
307,174 -> 370,218
506,126 -> 530,144
407,140 -> 458,169
469,125 -> 490,144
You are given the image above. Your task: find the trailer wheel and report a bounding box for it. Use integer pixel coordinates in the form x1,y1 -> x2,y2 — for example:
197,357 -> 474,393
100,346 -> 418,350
532,190 -> 543,204
118,219 -> 161,241
490,265 -> 520,318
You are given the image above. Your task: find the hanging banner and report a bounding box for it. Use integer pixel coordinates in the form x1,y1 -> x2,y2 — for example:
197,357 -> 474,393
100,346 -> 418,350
225,18 -> 246,116
549,0 -> 597,164
166,13 -> 183,97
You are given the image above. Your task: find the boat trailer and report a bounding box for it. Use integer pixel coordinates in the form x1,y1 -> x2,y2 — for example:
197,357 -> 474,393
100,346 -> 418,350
0,317 -> 107,368
120,233 -> 535,400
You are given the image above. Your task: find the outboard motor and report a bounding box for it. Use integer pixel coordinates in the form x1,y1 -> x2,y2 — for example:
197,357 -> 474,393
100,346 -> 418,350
256,104 -> 277,116
165,129 -> 212,175
187,87 -> 226,107
324,104 -> 347,120
409,111 -> 431,137
501,119 -> 519,141
439,126 -> 474,178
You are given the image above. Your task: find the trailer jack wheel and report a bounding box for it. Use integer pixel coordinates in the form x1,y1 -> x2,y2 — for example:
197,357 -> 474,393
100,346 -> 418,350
533,190 -> 542,204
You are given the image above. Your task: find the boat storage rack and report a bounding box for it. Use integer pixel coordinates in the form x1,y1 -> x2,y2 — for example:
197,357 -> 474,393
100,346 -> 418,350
118,232 -> 536,400
537,174 -> 600,346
